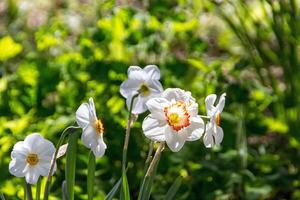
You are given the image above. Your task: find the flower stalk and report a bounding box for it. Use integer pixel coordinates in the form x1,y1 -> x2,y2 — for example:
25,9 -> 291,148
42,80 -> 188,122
143,141 -> 154,174
138,142 -> 165,200
145,142 -> 165,177
87,151 -> 96,200
44,126 -> 79,200
122,93 -> 139,172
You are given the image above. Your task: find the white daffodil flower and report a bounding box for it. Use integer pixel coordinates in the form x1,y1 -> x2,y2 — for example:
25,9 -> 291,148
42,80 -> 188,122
76,97 -> 107,157
204,93 -> 226,148
9,133 -> 56,184
142,88 -> 205,152
120,65 -> 164,114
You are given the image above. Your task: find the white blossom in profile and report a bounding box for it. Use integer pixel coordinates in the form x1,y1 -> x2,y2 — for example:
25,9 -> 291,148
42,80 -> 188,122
203,93 -> 226,148
76,97 -> 107,157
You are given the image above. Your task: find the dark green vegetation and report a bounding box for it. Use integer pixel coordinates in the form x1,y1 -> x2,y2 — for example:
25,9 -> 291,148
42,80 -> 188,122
1,0 -> 300,199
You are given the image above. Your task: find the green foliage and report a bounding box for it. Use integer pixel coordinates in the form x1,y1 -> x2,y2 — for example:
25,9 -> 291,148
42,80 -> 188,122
1,0 -> 300,199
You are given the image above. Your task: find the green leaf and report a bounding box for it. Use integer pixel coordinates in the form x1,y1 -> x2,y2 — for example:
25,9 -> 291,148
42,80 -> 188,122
138,155 -> 161,200
105,177 -> 122,200
35,178 -> 41,200
87,151 -> 96,200
120,172 -> 130,200
65,132 -> 79,200
164,176 -> 182,200
25,183 -> 33,200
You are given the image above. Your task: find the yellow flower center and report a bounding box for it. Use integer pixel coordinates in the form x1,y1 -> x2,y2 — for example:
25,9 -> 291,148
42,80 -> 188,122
168,113 -> 180,125
139,84 -> 150,96
94,119 -> 104,135
26,154 -> 39,166
164,101 -> 190,132
216,113 -> 221,126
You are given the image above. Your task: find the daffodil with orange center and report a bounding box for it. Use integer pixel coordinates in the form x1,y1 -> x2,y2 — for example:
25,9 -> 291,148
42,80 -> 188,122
142,88 -> 205,152
203,93 -> 226,148
76,98 -> 107,157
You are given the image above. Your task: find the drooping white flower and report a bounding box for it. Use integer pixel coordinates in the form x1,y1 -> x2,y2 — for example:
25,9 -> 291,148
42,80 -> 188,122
9,133 -> 56,184
120,65 -> 164,114
203,93 -> 226,148
142,88 -> 205,152
76,97 -> 107,157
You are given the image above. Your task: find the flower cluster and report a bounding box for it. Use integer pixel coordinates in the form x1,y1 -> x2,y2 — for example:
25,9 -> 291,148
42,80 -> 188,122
8,64 -> 226,200
120,65 -> 226,152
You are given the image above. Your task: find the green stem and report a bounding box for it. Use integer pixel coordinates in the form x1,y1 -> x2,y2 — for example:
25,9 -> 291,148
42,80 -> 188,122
43,126 -> 80,200
143,141 -> 154,174
121,93 -> 139,173
36,178 -> 41,200
87,151 -> 96,200
25,183 -> 33,200
138,142 -> 165,200
145,142 -> 165,177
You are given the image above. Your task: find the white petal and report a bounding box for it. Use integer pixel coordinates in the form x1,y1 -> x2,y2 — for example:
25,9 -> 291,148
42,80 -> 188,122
25,167 -> 40,184
76,103 -> 91,129
81,124 -> 98,149
142,115 -> 166,141
120,79 -> 143,98
11,141 -> 28,159
188,101 -> 198,117
128,66 -> 145,80
143,65 -> 161,80
24,133 -> 45,152
216,93 -> 226,113
146,98 -> 169,120
205,94 -> 217,117
38,160 -> 56,176
186,116 -> 205,141
36,161 -> 51,176
89,98 -> 97,120
162,88 -> 186,102
126,94 -> 148,114
36,139 -> 55,158
203,124 -> 214,148
165,126 -> 188,152
147,80 -> 164,94
91,135 -> 107,157
9,159 -> 27,177
214,126 -> 224,145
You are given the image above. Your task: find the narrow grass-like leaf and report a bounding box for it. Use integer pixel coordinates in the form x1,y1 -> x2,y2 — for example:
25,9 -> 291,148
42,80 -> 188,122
138,143 -> 164,200
65,132 -> 79,200
120,172 -> 130,200
36,178 -> 41,200
139,156 -> 160,200
164,176 -> 182,200
25,183 -> 33,200
87,151 -> 96,200
105,177 -> 122,200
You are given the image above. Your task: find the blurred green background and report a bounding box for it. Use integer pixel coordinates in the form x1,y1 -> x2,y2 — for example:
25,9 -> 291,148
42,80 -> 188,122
1,0 -> 300,199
